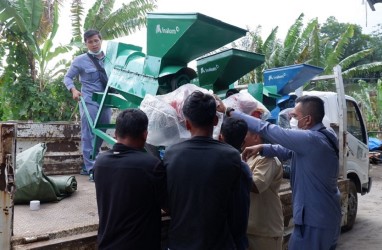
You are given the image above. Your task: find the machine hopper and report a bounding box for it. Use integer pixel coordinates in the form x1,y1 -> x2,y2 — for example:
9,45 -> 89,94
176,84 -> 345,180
196,48 -> 265,94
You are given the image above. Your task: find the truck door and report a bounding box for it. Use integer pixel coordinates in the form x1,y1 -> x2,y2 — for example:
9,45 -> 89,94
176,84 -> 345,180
345,99 -> 370,191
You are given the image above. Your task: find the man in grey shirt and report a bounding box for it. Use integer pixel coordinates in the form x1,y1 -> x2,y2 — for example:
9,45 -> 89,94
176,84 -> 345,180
64,29 -> 111,181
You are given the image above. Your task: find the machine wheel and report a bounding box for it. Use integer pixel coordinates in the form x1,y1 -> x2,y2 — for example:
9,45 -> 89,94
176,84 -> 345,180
342,180 -> 358,232
170,74 -> 191,90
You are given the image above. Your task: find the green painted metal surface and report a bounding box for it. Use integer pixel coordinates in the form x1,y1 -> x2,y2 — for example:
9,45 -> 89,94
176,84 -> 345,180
263,86 -> 281,98
143,55 -> 162,77
196,48 -> 265,92
248,83 -> 264,102
91,92 -> 132,109
81,13 -> 263,157
105,42 -> 144,74
108,68 -> 158,106
146,13 -> 247,70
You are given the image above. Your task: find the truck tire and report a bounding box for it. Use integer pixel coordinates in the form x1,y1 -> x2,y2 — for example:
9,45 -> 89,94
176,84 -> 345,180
342,180 -> 358,232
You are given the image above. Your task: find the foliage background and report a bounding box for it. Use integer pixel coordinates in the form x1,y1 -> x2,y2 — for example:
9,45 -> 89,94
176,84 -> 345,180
0,0 -> 381,131
0,0 -> 156,122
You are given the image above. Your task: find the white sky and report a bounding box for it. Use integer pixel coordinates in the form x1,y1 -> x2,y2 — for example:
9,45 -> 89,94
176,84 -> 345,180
122,0 -> 381,46
58,0 -> 382,54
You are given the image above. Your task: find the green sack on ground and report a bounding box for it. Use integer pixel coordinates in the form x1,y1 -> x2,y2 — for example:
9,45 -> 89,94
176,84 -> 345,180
14,143 -> 77,204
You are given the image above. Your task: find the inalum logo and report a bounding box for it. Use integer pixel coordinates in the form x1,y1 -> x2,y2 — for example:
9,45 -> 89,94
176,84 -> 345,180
155,24 -> 180,34
200,65 -> 220,74
268,73 -> 287,81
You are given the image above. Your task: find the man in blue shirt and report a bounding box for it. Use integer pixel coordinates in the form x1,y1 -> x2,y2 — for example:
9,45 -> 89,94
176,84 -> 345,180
64,29 -> 111,181
219,117 -> 252,250
218,95 -> 341,250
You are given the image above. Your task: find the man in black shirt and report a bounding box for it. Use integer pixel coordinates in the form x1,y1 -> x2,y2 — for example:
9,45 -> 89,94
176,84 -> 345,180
163,91 -> 242,249
94,109 -> 166,250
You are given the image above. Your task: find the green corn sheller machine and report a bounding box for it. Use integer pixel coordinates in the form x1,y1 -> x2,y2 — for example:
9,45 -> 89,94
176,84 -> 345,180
82,12 -> 265,154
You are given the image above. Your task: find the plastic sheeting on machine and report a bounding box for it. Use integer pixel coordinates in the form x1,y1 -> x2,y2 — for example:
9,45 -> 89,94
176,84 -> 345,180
222,92 -> 271,120
14,143 -> 77,204
140,84 -> 223,147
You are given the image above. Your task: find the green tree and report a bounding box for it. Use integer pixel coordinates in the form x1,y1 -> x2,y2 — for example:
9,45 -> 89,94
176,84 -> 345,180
233,25 -> 278,83
320,17 -> 371,59
0,0 -> 72,89
370,24 -> 382,62
0,0 -> 75,121
350,79 -> 382,131
0,37 -> 76,121
319,17 -> 382,80
236,13 -> 382,86
235,13 -> 320,83
0,0 -> 157,121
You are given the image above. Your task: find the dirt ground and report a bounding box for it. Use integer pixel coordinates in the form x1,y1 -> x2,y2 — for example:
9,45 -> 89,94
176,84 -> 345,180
337,163 -> 382,249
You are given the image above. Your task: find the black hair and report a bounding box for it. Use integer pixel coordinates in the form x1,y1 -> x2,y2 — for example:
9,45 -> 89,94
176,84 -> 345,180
115,109 -> 148,139
84,29 -> 101,42
221,117 -> 248,150
295,95 -> 325,123
182,91 -> 216,127
225,88 -> 239,98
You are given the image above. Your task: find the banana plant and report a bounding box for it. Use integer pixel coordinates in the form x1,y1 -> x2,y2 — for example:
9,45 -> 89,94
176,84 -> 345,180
235,13 -> 321,84
235,13 -> 382,92
350,80 -> 382,131
318,23 -> 381,78
70,0 -> 157,48
0,0 -> 72,90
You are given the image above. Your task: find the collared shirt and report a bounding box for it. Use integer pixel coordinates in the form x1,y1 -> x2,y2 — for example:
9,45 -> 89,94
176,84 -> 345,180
64,53 -> 106,105
246,154 -> 284,237
232,111 -> 341,229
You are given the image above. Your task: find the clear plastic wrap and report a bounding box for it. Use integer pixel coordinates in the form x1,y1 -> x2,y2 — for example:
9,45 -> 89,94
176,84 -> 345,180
140,84 -> 222,147
222,92 -> 270,120
278,108 -> 293,129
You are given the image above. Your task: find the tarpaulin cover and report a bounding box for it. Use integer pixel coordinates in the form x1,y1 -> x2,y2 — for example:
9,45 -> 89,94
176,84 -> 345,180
369,137 -> 382,151
14,143 -> 77,204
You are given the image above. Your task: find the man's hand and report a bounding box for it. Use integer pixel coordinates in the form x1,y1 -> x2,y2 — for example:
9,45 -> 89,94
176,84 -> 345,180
242,144 -> 263,161
214,94 -> 226,113
71,88 -> 82,101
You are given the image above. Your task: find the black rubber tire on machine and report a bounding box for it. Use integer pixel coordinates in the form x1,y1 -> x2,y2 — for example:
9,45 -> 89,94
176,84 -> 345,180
170,73 -> 191,91
342,180 -> 358,232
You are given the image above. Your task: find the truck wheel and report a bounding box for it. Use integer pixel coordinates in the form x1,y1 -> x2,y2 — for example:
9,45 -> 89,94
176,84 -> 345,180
342,180 -> 358,232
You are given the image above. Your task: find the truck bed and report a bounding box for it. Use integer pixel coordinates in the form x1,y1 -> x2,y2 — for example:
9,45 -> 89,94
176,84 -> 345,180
12,175 -> 98,249
11,175 -> 291,249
